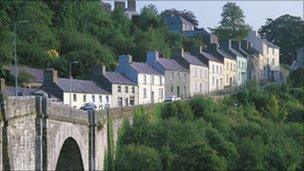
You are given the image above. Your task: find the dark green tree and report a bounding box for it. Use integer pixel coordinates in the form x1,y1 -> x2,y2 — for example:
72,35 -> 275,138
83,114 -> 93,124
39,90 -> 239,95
211,2 -> 251,40
259,14 -> 304,65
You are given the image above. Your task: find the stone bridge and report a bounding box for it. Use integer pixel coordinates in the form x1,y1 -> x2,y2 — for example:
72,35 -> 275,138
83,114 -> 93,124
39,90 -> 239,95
0,96 -> 110,170
0,96 -> 156,170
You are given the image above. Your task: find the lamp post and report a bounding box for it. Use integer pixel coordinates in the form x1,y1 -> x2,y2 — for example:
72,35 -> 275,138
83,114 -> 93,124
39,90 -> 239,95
13,20 -> 29,96
69,61 -> 79,106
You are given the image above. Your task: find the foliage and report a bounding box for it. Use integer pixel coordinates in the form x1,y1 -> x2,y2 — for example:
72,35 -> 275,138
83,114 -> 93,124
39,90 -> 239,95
259,14 -> 304,65
18,70 -> 34,85
211,2 -> 251,40
115,84 -> 304,170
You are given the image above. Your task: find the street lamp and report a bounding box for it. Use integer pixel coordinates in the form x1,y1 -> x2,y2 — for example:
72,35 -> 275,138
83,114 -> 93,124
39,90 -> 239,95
13,20 -> 29,96
69,60 -> 79,106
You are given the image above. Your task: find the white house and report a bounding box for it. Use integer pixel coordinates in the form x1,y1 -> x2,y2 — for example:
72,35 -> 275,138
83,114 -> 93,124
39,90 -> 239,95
116,55 -> 165,105
41,69 -> 111,109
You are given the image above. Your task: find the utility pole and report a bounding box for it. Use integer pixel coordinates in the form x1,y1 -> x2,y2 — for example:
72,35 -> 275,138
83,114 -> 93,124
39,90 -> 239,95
69,61 -> 79,106
13,20 -> 29,96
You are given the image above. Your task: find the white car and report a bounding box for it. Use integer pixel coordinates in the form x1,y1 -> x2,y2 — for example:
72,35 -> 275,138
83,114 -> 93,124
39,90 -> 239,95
164,96 -> 181,102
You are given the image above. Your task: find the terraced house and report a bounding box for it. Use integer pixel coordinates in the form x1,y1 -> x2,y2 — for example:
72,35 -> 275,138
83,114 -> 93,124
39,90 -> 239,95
41,69 -> 111,109
207,43 -> 237,88
116,55 -> 165,104
220,40 -> 247,86
191,46 -> 224,92
92,65 -> 139,108
245,31 -> 281,82
174,49 -> 208,95
146,51 -> 190,98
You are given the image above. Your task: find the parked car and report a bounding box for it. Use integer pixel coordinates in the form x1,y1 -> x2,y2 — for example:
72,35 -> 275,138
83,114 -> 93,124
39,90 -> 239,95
80,102 -> 97,111
164,96 -> 181,102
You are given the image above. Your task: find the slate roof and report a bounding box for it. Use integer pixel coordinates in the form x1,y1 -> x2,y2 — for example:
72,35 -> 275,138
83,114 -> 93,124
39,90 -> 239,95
218,48 -> 235,60
183,52 -> 207,67
158,58 -> 188,72
180,16 -> 195,26
130,62 -> 162,75
223,46 -> 245,58
262,39 -> 280,49
201,51 -> 223,63
103,72 -> 137,85
5,66 -> 44,83
182,28 -> 210,37
56,78 -> 110,94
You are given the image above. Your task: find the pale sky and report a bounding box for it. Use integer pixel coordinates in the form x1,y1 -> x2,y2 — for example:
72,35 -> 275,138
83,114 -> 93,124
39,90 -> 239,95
105,0 -> 303,31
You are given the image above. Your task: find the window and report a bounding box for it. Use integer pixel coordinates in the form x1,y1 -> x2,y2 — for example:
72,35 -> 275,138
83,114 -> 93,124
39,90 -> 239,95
212,65 -> 215,73
272,49 -> 275,55
226,63 -> 229,70
92,95 -> 95,102
125,98 -> 129,106
151,75 -> 154,85
220,78 -> 222,86
143,88 -> 147,98
117,97 -> 123,107
130,96 -> 135,106
117,85 -> 121,93
183,73 -> 187,82
216,66 -> 219,74
177,73 -> 181,81
195,68 -> 198,77
159,76 -> 163,85
83,95 -> 86,102
272,58 -> 275,65
234,64 -> 236,71
73,94 -> 77,102
212,77 -> 215,86
184,86 -> 187,94
106,96 -> 109,103
267,58 -> 269,65
200,83 -> 202,93
220,66 -> 222,74
230,63 -> 232,71
171,72 -> 174,80
170,85 -> 174,92
125,86 -> 128,93
99,95 -> 102,103
159,88 -> 163,99
226,75 -> 229,83
267,47 -> 269,54
132,87 -> 135,94
143,75 -> 147,84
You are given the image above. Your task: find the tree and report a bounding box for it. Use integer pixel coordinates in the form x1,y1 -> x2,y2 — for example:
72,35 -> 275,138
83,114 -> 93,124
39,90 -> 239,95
259,14 -> 304,65
211,2 -> 251,40
115,145 -> 162,171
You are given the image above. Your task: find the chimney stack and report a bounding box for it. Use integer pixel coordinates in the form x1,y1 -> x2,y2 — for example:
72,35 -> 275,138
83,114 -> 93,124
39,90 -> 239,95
173,48 -> 184,58
119,54 -> 133,65
146,51 -> 160,65
0,78 -> 6,91
44,69 -> 58,83
127,0 -> 136,11
191,45 -> 203,56
92,64 -> 106,80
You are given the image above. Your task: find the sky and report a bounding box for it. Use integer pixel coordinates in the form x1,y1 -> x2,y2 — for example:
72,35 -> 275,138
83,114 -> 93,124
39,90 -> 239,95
105,0 -> 303,31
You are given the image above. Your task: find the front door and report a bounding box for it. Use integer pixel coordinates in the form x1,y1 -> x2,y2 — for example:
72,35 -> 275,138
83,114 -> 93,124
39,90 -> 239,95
216,79 -> 219,90
151,91 -> 154,103
229,78 -> 232,87
177,86 -> 180,97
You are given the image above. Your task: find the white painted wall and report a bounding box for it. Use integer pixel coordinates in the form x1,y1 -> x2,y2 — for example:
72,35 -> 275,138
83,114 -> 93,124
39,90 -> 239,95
137,74 -> 165,104
209,61 -> 224,92
63,92 -> 111,109
189,64 -> 208,95
223,58 -> 237,87
110,84 -> 139,108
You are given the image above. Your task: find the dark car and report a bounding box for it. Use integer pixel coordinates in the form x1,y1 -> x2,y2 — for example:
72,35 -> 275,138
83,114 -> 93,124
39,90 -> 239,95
80,102 -> 97,111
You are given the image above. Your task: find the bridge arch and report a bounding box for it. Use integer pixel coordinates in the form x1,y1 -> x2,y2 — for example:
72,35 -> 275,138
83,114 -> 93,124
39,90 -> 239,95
56,137 -> 84,170
47,121 -> 89,170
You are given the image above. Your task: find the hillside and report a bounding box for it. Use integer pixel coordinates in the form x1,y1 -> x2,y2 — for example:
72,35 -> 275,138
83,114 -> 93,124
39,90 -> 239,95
108,82 -> 304,171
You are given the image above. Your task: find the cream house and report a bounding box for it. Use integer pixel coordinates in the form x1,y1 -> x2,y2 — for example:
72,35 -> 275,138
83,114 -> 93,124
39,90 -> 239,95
116,55 -> 165,105
192,46 -> 224,92
41,69 -> 111,109
174,49 -> 208,95
207,43 -> 237,88
245,31 -> 280,81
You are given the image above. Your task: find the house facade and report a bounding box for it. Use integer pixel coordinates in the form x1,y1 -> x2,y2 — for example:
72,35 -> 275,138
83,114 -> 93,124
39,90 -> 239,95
191,46 -> 224,92
146,51 -> 190,98
245,31 -> 280,81
220,40 -> 247,86
174,49 -> 208,95
207,43 -> 237,88
116,55 -> 165,105
41,69 -> 111,109
92,65 -> 139,108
